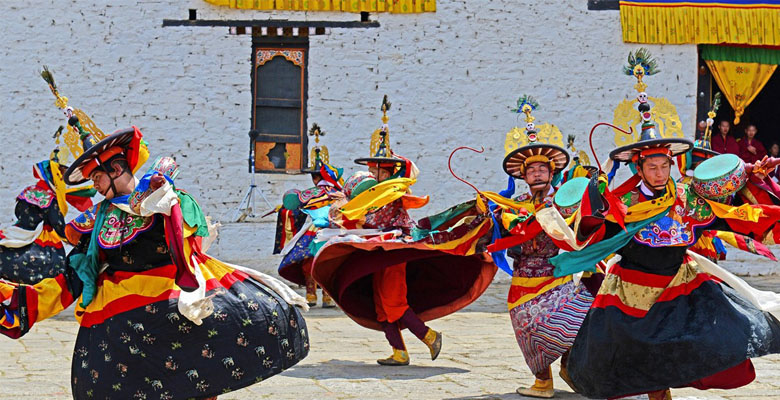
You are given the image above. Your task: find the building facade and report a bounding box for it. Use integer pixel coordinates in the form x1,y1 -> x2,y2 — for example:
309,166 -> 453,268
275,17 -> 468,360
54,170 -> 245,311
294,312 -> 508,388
0,0 -> 699,269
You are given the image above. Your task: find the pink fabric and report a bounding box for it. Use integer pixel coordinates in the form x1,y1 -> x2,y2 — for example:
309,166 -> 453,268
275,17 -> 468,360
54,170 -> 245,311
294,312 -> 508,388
164,203 -> 198,292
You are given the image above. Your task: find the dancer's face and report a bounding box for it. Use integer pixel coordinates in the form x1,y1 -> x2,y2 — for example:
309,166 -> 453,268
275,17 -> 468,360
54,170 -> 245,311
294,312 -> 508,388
369,165 -> 394,182
524,162 -> 551,193
89,170 -> 118,199
638,156 -> 671,191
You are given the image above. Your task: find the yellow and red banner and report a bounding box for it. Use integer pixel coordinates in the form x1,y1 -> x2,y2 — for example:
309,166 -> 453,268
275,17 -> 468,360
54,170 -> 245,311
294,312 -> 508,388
619,1 -> 780,46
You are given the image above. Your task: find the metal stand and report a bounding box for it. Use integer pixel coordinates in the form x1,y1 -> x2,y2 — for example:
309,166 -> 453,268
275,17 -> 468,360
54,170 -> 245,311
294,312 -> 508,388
232,131 -> 273,222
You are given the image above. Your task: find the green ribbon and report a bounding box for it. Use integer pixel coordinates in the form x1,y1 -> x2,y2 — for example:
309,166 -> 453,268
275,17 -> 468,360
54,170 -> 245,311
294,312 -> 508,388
178,190 -> 209,237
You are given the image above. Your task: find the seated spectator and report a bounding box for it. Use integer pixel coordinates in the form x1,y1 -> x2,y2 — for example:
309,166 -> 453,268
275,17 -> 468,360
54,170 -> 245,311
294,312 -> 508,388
739,124 -> 767,164
711,120 -> 739,155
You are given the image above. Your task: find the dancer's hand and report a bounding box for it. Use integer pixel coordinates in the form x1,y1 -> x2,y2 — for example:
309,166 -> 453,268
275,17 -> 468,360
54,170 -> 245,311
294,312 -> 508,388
149,173 -> 166,191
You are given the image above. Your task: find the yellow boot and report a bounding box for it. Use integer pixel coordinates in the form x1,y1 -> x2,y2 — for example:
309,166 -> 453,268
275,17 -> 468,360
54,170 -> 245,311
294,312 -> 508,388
422,329 -> 442,361
322,292 -> 336,308
517,367 -> 554,398
377,348 -> 410,366
647,389 -> 672,400
304,275 -> 318,307
516,378 -> 554,398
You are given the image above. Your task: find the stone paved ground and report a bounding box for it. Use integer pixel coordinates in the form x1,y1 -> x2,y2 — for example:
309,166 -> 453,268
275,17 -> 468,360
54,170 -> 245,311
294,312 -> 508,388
4,277 -> 780,399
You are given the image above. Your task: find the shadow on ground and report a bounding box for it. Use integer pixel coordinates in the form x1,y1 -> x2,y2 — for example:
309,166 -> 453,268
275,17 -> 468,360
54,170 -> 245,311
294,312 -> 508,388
283,359 -> 470,380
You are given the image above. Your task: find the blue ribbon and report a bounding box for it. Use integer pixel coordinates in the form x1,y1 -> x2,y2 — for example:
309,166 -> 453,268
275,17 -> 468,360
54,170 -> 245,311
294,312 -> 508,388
135,170 -> 175,195
606,160 -> 621,184
712,236 -> 727,257
488,176 -> 516,275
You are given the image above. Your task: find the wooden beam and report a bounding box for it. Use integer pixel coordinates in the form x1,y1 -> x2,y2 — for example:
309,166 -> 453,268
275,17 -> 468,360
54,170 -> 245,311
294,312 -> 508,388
587,0 -> 620,10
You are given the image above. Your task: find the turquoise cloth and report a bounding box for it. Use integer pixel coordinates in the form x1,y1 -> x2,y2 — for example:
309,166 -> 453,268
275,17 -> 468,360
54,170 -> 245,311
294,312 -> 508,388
303,206 -> 331,228
551,209 -> 670,277
68,200 -> 110,307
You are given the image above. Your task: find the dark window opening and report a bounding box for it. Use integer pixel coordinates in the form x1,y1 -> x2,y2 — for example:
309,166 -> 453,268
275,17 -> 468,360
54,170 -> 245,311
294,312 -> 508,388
266,143 -> 288,169
188,9 -> 197,20
251,37 -> 309,173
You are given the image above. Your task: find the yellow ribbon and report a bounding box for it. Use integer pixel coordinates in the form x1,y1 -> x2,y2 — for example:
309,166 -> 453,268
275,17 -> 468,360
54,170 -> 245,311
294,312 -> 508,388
608,179 -> 677,224
339,178 -> 415,221
705,199 -> 763,222
49,161 -> 69,216
481,191 -> 537,214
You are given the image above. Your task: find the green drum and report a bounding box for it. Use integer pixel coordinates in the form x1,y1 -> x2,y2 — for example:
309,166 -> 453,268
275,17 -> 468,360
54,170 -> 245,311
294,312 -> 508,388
692,153 -> 747,201
343,171 -> 378,199
282,189 -> 303,210
554,177 -> 589,218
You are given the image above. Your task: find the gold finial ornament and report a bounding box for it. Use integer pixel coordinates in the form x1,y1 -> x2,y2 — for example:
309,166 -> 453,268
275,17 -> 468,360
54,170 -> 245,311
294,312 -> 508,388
308,123 -> 330,169
41,66 -> 107,164
566,134 -> 591,167
502,95 -> 570,178
613,49 -> 682,146
369,95 -> 392,158
703,92 -> 722,145
505,95 -> 563,155
612,97 -> 684,146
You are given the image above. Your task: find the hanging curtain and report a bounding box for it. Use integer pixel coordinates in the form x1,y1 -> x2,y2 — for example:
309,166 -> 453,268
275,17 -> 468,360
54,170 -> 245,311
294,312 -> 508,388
704,59 -> 776,124
202,0 -> 436,13
619,1 -> 780,46
700,45 -> 780,124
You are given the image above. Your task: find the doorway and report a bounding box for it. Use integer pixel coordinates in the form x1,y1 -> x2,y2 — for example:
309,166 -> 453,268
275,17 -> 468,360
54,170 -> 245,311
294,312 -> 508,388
698,55 -> 780,153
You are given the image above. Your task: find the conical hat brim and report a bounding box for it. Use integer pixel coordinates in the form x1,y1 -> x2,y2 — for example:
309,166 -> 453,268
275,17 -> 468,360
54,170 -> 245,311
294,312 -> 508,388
502,144 -> 570,178
609,138 -> 693,162
64,128 -> 136,185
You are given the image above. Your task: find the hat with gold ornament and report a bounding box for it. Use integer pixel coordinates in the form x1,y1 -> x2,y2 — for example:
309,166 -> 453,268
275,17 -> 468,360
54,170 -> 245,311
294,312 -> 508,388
502,95 -> 570,179
354,95 -> 407,167
609,49 -> 692,163
301,123 -> 344,188
39,66 -> 150,185
563,134 -> 598,182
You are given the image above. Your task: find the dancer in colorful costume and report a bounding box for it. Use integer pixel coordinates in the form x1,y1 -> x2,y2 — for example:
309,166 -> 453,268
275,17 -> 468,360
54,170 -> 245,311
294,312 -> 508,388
275,124 -> 343,307
0,70 -> 309,399
548,50 -> 780,400
0,152 -> 94,284
489,97 -> 596,398
311,96 -> 496,366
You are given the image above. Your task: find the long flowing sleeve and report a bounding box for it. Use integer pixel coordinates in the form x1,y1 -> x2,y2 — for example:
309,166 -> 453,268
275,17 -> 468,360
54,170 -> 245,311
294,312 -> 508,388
0,238 -> 85,338
45,201 -> 68,239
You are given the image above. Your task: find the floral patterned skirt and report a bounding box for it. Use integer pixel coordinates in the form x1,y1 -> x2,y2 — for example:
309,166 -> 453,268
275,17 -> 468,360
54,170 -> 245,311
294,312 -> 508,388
70,263 -> 309,400
509,281 -> 593,375
0,241 -> 66,285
